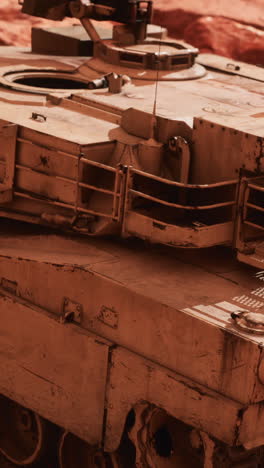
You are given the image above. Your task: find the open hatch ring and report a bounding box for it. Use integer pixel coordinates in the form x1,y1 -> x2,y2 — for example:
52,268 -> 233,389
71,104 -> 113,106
0,66 -> 93,95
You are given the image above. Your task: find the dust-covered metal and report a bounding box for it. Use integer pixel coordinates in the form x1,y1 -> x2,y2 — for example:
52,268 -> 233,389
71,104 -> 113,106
0,0 -> 263,467
59,432 -> 114,468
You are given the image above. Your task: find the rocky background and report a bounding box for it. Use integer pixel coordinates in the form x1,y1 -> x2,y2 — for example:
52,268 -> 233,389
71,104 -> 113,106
154,0 -> 264,66
0,0 -> 263,65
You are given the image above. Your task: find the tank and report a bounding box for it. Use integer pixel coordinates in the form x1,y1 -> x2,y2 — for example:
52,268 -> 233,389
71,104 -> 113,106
0,1 -> 263,467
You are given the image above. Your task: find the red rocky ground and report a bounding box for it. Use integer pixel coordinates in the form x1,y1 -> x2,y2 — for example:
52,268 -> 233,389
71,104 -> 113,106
0,0 -> 263,65
153,0 -> 264,65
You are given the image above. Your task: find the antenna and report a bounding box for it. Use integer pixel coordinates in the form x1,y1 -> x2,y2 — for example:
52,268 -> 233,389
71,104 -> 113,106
152,26 -> 163,139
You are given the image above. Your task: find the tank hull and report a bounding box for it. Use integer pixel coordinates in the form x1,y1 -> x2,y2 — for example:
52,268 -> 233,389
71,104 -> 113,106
0,29 -> 263,467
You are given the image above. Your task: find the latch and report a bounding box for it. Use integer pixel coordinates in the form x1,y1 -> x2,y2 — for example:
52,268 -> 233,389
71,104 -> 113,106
61,297 -> 83,324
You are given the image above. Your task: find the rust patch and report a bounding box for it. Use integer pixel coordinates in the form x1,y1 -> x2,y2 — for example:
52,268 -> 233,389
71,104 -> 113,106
251,113 -> 264,118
